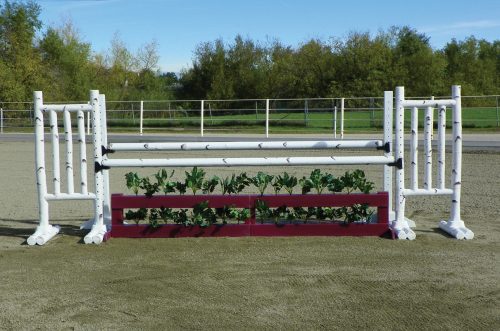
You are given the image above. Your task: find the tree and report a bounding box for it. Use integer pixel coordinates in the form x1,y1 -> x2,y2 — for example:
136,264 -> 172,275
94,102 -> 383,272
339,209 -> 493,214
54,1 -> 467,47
39,19 -> 93,100
0,0 -> 42,101
443,37 -> 499,95
391,26 -> 446,96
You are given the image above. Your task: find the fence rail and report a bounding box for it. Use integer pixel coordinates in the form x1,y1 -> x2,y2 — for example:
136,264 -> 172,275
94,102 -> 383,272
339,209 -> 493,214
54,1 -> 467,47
1,95 -> 499,135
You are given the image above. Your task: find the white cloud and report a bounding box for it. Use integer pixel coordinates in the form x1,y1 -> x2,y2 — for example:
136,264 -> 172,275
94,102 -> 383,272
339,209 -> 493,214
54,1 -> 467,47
420,20 -> 500,34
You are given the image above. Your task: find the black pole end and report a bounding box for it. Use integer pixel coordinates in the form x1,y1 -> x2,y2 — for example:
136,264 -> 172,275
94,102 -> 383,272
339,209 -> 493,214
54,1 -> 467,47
95,161 -> 110,173
376,142 -> 391,153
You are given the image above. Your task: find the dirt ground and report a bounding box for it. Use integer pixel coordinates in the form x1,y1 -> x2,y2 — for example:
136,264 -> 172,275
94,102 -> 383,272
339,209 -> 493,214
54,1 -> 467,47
0,139 -> 499,330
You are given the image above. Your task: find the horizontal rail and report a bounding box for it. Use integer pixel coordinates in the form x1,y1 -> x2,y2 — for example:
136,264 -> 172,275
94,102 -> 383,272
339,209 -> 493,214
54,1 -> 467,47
45,193 -> 96,201
102,155 -> 395,168
402,99 -> 456,108
41,104 -> 93,113
108,140 -> 384,152
111,192 -> 389,209
402,188 -> 453,196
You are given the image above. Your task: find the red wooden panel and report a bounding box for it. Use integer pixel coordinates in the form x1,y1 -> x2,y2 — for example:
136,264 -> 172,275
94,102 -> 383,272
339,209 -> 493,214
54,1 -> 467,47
109,192 -> 390,238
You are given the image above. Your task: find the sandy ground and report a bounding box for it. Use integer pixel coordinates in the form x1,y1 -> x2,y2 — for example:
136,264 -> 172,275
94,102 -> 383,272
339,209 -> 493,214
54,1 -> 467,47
0,139 -> 499,330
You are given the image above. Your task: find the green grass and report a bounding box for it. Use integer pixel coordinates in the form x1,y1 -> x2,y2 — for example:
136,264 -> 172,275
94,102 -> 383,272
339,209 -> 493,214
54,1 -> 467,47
132,107 -> 500,133
2,107 -> 499,134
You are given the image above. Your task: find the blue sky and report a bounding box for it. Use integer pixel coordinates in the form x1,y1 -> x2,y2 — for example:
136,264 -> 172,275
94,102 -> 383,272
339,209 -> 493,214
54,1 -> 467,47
37,0 -> 500,73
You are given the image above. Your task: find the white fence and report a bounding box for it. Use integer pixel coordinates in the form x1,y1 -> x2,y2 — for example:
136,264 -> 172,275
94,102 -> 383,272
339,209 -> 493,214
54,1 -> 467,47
1,95 -> 499,135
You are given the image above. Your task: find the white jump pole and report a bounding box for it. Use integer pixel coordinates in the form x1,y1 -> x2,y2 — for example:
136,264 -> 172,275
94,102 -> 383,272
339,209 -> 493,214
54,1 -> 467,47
393,86 -> 416,240
410,106 -> 418,190
439,85 -> 473,239
49,109 -> 61,195
383,91 -> 393,215
437,105 -> 446,189
201,100 -> 204,137
63,110 -> 74,194
103,155 -> 394,168
84,90 -> 107,245
423,97 -> 434,189
77,110 -> 88,195
265,99 -> 269,138
109,139 -> 384,151
100,94 -> 111,225
28,91 -> 60,246
87,112 -> 90,135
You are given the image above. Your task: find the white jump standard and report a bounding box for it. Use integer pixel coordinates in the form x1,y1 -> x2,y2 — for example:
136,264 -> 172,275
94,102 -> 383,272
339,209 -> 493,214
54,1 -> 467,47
29,86 -> 474,245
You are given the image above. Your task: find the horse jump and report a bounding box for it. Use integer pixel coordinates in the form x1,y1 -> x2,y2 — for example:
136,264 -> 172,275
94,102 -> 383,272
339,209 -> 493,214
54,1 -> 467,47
28,86 -> 473,245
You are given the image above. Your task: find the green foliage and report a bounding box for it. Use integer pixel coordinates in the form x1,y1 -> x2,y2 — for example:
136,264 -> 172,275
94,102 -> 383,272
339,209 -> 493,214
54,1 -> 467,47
220,173 -> 250,195
125,172 -> 141,195
122,168 -> 378,225
271,176 -> 283,195
159,207 -> 173,223
339,170 -> 374,194
191,201 -> 216,227
175,182 -> 187,195
255,200 -> 270,224
140,177 -> 159,197
276,172 -> 297,195
148,208 -> 160,228
185,167 -> 206,195
251,172 -> 274,196
300,169 -> 334,194
155,169 -> 176,194
124,208 -> 148,224
202,175 -> 219,194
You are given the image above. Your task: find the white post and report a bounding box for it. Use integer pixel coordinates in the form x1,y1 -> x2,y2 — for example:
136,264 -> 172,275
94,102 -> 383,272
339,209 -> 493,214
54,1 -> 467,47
84,90 -> 107,244
383,91 -> 393,214
0,107 -> 3,133
100,94 -> 111,225
410,107 -> 418,190
33,91 -> 48,234
86,111 -> 90,135
50,110 -> 61,195
63,110 -> 74,194
437,105 -> 446,189
139,100 -> 144,136
340,98 -> 345,139
333,105 -> 337,138
423,97 -> 434,189
439,85 -> 473,239
450,86 -> 462,224
265,99 -> 269,138
393,86 -> 415,240
28,91 -> 60,245
77,110 -> 88,195
201,100 -> 204,137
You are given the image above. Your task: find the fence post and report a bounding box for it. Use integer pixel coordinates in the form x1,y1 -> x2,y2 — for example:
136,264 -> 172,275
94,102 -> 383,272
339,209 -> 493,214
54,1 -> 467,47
304,99 -> 309,127
265,99 -> 269,138
333,104 -> 337,138
0,107 -> 3,134
496,96 -> 499,128
370,97 -> 375,128
139,100 -> 144,135
201,100 -> 204,137
340,98 -> 345,139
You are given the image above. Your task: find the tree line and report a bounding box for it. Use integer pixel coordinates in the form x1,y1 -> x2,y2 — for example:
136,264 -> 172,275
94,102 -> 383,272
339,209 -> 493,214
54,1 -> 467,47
1,0 -> 499,103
